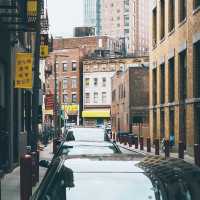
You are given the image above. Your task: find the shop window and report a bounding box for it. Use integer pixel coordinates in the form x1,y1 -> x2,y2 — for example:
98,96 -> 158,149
168,0 -> 175,32
160,63 -> 165,104
194,41 -> 200,98
169,57 -> 175,102
72,93 -> 77,103
179,50 -> 187,100
152,68 -> 157,105
179,0 -> 187,22
152,7 -> 157,47
160,0 -> 165,39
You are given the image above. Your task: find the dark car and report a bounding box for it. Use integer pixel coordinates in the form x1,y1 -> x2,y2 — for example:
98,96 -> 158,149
33,154 -> 200,200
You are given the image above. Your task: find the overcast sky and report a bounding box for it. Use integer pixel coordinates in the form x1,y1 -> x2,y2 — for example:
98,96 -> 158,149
48,0 -> 83,37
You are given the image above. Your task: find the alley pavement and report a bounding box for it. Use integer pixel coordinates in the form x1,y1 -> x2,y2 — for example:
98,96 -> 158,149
1,142 -> 53,200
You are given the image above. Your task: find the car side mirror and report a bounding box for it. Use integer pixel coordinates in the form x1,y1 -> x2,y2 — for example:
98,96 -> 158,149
39,160 -> 50,168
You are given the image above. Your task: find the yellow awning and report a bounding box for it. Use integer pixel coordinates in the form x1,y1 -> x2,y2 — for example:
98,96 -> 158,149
82,109 -> 110,118
44,110 -> 53,115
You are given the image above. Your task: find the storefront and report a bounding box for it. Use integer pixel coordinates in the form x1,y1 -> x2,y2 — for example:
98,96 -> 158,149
82,109 -> 110,126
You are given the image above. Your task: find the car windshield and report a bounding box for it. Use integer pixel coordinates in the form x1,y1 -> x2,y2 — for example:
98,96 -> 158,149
66,128 -> 106,141
60,145 -> 118,155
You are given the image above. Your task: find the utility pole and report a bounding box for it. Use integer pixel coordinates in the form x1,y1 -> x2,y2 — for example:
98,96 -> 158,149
32,0 -> 41,151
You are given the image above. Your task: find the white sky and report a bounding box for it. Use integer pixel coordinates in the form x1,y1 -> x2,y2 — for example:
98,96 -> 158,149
47,0 -> 84,37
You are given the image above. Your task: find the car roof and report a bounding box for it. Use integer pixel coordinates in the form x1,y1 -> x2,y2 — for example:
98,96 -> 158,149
62,141 -> 113,147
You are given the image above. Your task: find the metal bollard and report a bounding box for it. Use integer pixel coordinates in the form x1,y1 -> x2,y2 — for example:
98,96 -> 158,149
31,152 -> 37,186
20,155 -> 32,200
178,141 -> 184,159
140,137 -> 144,150
135,136 -> 138,149
128,135 -> 133,147
124,135 -> 128,146
147,138 -> 151,152
194,144 -> 200,167
154,139 -> 159,155
36,151 -> 40,183
165,140 -> 170,158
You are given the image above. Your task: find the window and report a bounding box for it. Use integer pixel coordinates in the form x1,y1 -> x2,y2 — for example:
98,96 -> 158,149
152,7 -> 157,47
85,78 -> 90,86
179,50 -> 187,100
194,0 -> 200,9
112,90 -> 116,102
72,93 -> 77,103
85,93 -> 90,103
169,57 -> 175,102
160,0 -> 165,39
94,92 -> 98,103
160,110 -> 165,138
63,63 -> 68,72
62,78 -> 68,89
102,77 -> 106,87
71,78 -> 77,89
194,41 -> 200,98
179,0 -> 187,22
72,62 -> 77,71
153,68 -> 157,106
160,63 -> 165,104
102,92 -> 106,103
94,78 -> 98,86
168,0 -> 175,32
63,94 -> 68,103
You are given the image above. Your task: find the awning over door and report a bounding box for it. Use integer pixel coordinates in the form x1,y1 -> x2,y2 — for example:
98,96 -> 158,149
82,109 -> 110,118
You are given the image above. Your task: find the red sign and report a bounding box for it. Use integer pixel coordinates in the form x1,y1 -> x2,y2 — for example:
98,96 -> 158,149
45,94 -> 54,110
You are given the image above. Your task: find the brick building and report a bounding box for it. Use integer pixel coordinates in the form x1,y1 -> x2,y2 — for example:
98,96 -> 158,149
82,55 -> 149,127
111,60 -> 149,136
149,0 -> 200,154
45,36 -> 123,125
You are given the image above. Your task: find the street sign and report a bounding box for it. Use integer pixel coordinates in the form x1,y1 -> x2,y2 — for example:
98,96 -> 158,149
15,53 -> 33,89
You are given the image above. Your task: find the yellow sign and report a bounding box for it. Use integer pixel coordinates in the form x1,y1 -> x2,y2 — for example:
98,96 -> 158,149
62,105 -> 79,113
82,109 -> 110,118
15,53 -> 33,89
27,0 -> 37,17
40,45 -> 49,58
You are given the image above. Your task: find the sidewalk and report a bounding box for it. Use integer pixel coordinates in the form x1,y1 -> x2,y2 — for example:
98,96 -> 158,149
1,142 -> 53,200
116,141 -> 195,165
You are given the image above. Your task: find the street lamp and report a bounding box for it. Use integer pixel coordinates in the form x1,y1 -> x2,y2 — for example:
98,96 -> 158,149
53,54 -> 68,138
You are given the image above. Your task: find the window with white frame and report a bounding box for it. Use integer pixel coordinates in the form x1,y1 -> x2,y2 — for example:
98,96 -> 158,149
72,62 -> 77,71
94,78 -> 98,86
63,63 -> 68,72
102,92 -> 107,103
63,94 -> 68,103
71,78 -> 77,88
62,78 -> 68,89
72,93 -> 77,103
102,77 -> 106,87
85,78 -> 90,86
94,92 -> 98,103
85,93 -> 90,103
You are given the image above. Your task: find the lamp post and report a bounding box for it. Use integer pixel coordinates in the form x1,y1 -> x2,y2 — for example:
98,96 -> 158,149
53,54 -> 68,138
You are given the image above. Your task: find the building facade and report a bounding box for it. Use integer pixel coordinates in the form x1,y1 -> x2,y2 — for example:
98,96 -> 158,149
111,59 -> 149,135
100,0 -> 150,55
149,0 -> 200,154
82,55 -> 149,126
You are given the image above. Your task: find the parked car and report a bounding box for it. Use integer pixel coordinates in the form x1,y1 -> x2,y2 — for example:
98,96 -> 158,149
39,140 -> 121,168
64,128 -> 110,142
32,154 -> 200,200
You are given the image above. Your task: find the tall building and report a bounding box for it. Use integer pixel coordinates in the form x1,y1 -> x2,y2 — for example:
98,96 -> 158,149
100,0 -> 150,55
149,0 -> 200,155
83,0 -> 101,35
